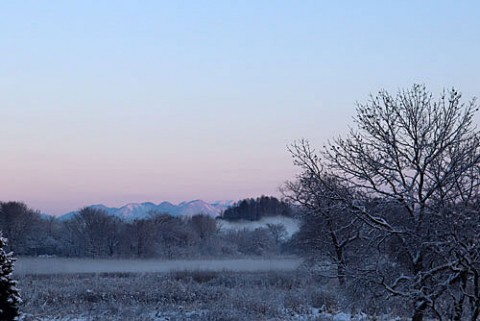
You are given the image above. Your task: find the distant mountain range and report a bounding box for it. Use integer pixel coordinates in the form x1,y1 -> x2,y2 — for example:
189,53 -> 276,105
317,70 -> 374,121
59,200 -> 235,221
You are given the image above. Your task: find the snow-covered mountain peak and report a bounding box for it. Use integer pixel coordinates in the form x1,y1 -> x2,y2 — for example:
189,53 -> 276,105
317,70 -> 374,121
58,200 -> 234,221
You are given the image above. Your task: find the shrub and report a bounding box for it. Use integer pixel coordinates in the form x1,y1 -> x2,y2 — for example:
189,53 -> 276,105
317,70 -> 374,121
0,234 -> 22,321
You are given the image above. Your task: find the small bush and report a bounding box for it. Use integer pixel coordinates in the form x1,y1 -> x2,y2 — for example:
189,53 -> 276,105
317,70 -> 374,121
310,289 -> 340,312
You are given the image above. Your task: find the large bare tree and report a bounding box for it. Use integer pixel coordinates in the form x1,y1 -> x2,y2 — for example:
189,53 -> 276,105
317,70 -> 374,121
288,85 -> 480,320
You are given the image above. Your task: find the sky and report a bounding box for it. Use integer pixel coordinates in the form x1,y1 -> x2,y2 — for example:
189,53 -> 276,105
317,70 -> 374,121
1,1 -> 480,215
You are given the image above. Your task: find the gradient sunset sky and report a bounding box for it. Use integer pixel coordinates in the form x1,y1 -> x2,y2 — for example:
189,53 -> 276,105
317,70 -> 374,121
1,1 -> 480,215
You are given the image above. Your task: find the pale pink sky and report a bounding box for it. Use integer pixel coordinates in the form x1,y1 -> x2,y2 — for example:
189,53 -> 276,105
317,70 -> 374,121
2,1 -> 480,215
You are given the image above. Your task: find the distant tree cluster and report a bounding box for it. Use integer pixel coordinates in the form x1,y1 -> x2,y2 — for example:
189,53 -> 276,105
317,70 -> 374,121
284,85 -> 480,321
0,199 -> 291,259
220,196 -> 293,221
0,202 -> 50,256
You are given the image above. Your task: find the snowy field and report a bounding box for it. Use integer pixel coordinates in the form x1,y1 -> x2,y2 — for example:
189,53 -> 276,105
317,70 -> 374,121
16,258 -> 405,321
17,270 -> 393,321
16,257 -> 301,275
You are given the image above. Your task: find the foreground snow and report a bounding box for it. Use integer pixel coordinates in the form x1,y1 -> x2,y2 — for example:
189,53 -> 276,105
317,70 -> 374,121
18,270 -> 409,321
20,310 -> 401,321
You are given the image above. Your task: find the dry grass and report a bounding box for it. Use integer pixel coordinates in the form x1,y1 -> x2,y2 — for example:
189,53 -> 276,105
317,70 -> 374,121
17,264 -> 411,321
18,270 -> 334,321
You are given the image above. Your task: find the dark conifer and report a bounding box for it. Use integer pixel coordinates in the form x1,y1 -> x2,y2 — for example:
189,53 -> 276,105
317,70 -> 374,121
0,234 -> 21,321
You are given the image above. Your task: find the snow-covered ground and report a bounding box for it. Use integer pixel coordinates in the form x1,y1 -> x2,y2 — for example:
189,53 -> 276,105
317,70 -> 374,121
20,311 -> 383,321
18,270 -> 404,321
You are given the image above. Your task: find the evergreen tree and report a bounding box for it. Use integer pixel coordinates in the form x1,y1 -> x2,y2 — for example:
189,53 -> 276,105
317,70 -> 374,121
0,233 -> 21,320
221,196 -> 292,221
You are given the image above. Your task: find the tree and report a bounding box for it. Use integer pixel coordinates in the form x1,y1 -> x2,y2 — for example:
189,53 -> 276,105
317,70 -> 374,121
0,202 -> 41,255
0,233 -> 22,320
288,85 -> 480,320
282,162 -> 363,286
227,227 -> 276,256
66,207 -> 121,257
189,214 -> 217,240
31,215 -> 64,256
127,218 -> 157,258
152,213 -> 198,258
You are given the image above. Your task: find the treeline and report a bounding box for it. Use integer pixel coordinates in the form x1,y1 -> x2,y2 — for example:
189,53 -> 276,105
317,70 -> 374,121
220,196 -> 293,221
0,201 -> 292,258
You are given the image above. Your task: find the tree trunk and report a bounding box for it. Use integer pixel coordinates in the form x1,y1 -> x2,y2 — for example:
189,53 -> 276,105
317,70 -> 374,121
471,307 -> 479,321
412,300 -> 427,321
453,272 -> 467,321
472,268 -> 480,321
331,231 -> 346,286
337,261 -> 346,286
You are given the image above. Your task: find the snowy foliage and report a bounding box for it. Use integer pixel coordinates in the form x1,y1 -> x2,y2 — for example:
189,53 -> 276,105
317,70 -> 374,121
0,234 -> 21,321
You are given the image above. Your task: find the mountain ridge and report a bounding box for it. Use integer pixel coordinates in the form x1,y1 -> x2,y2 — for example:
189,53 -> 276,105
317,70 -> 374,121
58,200 -> 234,221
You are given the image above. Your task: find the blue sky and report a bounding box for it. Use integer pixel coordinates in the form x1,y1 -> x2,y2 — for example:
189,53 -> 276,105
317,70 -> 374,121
1,1 -> 480,214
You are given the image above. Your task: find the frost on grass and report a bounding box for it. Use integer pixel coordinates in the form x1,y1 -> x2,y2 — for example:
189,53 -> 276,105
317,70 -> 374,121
18,271 -> 405,321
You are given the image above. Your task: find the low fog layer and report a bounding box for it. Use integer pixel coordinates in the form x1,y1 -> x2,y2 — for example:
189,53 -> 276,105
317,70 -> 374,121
16,258 -> 301,275
218,216 -> 300,238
